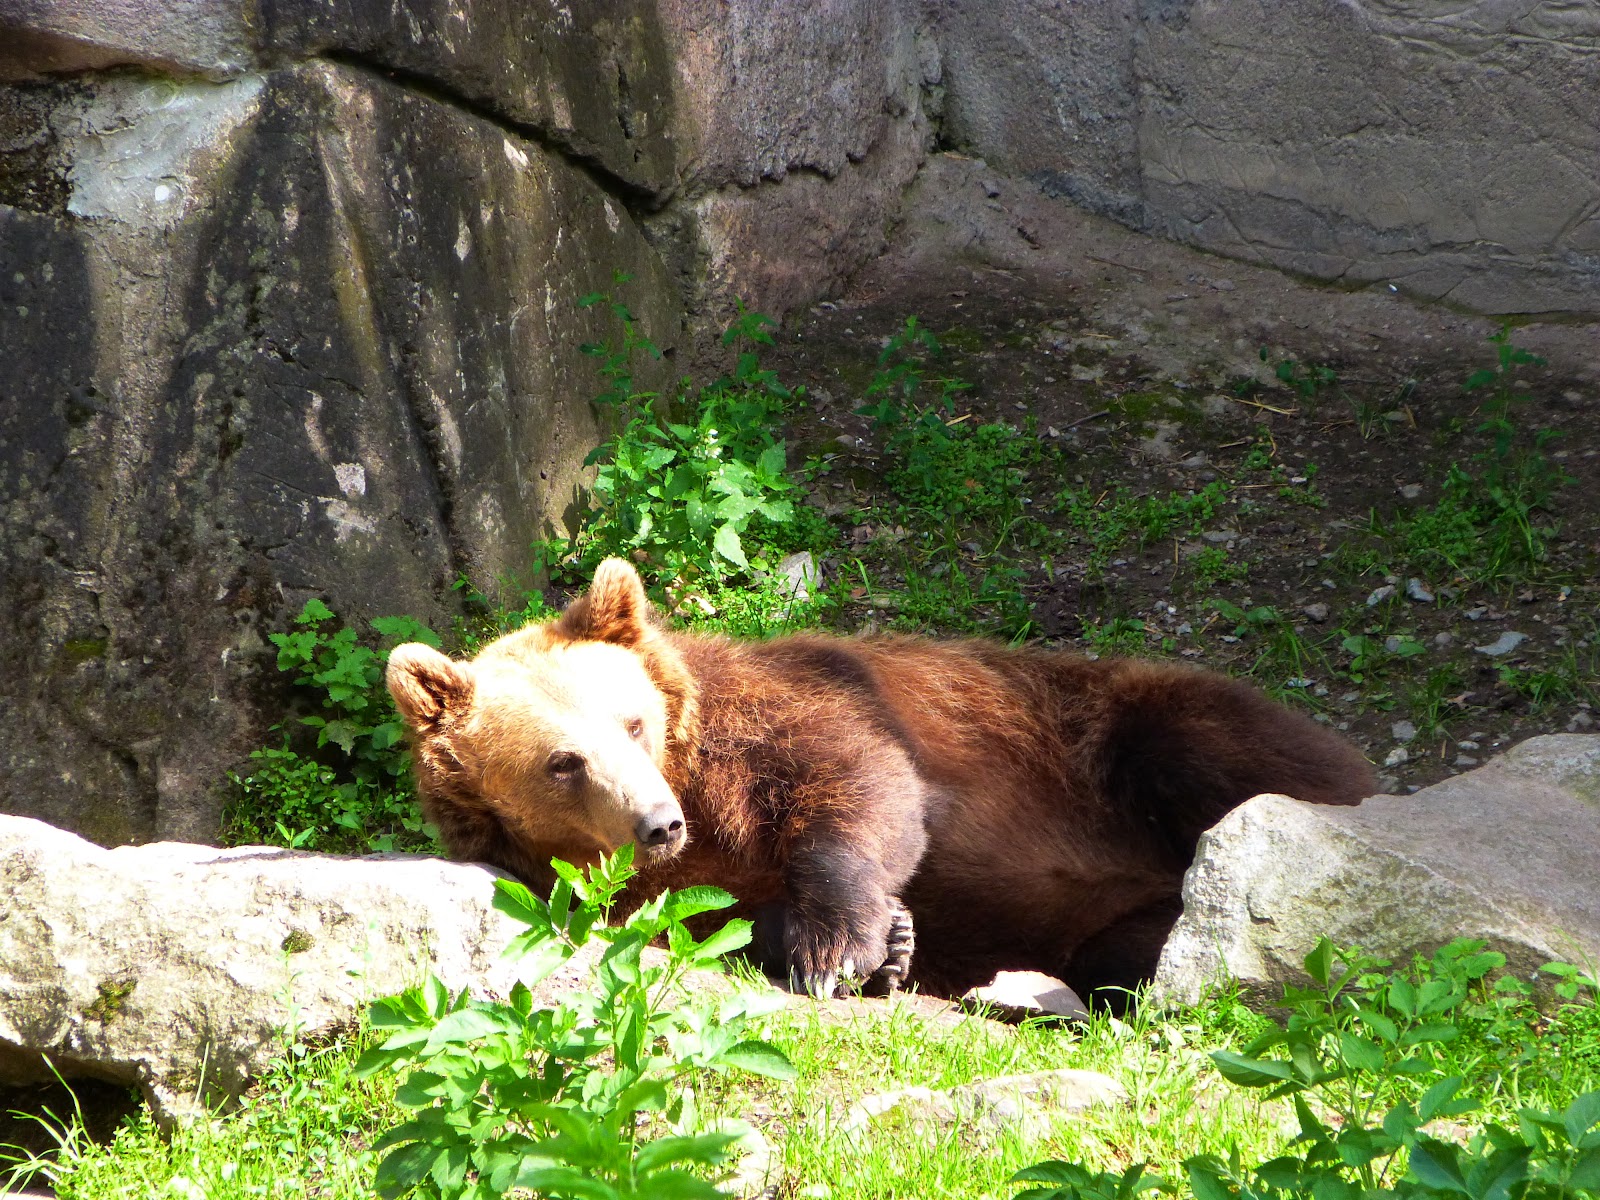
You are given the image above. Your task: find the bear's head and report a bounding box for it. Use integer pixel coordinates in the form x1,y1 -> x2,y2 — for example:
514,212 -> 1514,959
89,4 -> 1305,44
385,558 -> 699,883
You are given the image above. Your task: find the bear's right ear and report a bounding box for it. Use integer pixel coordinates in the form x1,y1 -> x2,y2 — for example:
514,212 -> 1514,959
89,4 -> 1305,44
551,557 -> 655,647
386,643 -> 475,727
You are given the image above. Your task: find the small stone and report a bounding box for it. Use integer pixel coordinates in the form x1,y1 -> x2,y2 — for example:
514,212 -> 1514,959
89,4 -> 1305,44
1313,684 -> 1330,697
1366,585 -> 1396,606
1383,635 -> 1406,654
1302,602 -> 1330,623
980,178 -> 1002,198
1341,691 -> 1361,703
1202,529 -> 1239,543
1212,278 -> 1236,292
777,551 -> 818,604
1391,720 -> 1417,743
1434,632 -> 1455,647
1383,747 -> 1409,767
1569,712 -> 1596,732
1175,622 -> 1193,635
1322,579 -> 1337,590
1406,579 -> 1435,603
1399,483 -> 1424,500
962,971 -> 1088,1022
1454,754 -> 1479,768
1474,631 -> 1528,657
1458,740 -> 1480,751
1465,607 -> 1487,621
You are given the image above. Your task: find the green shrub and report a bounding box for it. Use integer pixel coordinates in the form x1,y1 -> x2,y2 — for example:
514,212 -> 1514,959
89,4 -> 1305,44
1013,938 -> 1600,1200
223,600 -> 442,853
355,847 -> 795,1199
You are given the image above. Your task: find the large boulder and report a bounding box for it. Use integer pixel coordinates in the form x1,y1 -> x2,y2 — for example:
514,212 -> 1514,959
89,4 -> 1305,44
0,815 -> 533,1123
1153,735 -> 1600,1006
0,63 -> 678,845
926,0 -> 1600,315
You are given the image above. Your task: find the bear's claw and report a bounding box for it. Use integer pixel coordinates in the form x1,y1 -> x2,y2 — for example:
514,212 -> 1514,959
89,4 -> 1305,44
864,897 -> 915,996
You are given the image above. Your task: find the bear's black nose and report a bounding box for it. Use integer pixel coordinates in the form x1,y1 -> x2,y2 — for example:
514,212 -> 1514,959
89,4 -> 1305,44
636,810 -> 685,847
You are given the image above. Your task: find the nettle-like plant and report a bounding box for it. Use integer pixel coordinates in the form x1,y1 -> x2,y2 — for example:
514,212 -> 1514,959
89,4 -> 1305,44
354,846 -> 796,1200
1015,938 -> 1600,1200
570,292 -> 799,580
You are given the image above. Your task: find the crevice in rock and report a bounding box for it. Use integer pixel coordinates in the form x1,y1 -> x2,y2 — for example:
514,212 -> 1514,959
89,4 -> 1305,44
315,51 -> 668,215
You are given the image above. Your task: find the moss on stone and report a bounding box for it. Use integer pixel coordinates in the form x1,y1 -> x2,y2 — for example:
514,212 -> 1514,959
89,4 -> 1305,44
84,978 -> 136,1024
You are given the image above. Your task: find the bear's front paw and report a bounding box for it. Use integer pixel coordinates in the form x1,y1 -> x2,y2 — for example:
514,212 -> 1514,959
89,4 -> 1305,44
863,897 -> 915,996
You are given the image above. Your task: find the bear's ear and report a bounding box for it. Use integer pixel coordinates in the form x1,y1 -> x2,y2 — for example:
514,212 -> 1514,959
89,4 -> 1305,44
387,643 -> 475,727
552,557 -> 655,647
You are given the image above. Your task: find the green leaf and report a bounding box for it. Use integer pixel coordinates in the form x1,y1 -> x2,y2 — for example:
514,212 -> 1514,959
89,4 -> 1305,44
630,1169 -> 728,1200
712,521 -> 747,568
634,1132 -> 742,1174
513,1167 -> 620,1200
719,1039 -> 798,1080
1337,1032 -> 1385,1073
1184,1158 -> 1237,1200
1419,1077 -> 1468,1124
756,442 -> 787,480
1210,1051 -> 1295,1088
1568,1146 -> 1600,1189
1408,1141 -> 1469,1194
660,886 -> 737,924
691,918 -> 753,963
1304,937 -> 1335,987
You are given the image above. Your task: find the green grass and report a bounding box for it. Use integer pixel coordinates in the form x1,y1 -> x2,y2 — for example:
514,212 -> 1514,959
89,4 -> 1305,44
18,975 -> 1592,1200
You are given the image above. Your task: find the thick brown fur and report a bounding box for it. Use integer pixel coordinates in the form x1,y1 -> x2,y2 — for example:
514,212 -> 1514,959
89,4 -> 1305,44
388,558 -> 1376,1002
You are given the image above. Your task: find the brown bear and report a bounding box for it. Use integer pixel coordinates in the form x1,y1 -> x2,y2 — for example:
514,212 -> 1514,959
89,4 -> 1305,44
386,557 -> 1375,1004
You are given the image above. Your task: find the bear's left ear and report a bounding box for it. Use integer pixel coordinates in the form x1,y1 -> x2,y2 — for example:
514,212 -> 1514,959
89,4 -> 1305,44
552,557 -> 655,647
387,643 -> 475,727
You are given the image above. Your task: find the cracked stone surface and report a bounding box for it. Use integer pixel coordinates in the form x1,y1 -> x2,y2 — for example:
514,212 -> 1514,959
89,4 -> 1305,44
926,0 -> 1600,314
0,64 -> 678,844
1152,735 -> 1600,1008
0,815 -> 535,1124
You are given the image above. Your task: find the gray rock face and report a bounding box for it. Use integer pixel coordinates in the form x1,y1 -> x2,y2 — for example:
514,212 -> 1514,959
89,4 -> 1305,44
0,64 -> 677,844
0,815 -> 533,1123
1,2 -> 932,845
0,0 -> 677,193
647,0 -> 930,318
1153,735 -> 1600,1007
927,0 -> 1600,314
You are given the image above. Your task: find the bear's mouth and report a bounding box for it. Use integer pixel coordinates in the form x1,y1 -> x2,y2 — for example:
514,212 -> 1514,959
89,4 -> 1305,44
635,826 -> 688,862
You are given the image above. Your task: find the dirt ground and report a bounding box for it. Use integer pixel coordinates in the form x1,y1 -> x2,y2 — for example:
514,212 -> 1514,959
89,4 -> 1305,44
763,153 -> 1600,794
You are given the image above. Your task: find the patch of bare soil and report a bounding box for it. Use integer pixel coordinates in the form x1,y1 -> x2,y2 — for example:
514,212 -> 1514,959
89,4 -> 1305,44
765,154 -> 1600,794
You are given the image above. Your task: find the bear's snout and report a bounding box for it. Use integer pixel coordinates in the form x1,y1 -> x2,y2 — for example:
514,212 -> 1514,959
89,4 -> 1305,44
634,804 -> 686,854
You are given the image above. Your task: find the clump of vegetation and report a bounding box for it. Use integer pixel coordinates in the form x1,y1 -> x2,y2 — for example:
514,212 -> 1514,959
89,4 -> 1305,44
222,601 -> 442,854
355,846 -> 794,1200
1013,938 -> 1600,1200
1384,328 -> 1573,585
543,290 -> 833,637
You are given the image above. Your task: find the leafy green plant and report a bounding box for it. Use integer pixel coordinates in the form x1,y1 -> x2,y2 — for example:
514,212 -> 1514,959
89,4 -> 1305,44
557,293 -> 804,586
1015,938 -> 1600,1200
1056,483 -> 1231,580
856,318 -> 1046,532
1385,328 -> 1572,584
224,601 -> 442,853
1262,348 -> 1339,402
355,847 -> 795,1200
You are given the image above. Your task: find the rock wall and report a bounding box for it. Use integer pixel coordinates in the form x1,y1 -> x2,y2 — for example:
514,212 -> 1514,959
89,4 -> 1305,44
6,0 -> 1596,845
926,0 -> 1600,315
0,0 -> 931,844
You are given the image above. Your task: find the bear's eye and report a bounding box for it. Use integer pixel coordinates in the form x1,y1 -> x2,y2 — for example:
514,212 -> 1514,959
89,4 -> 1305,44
546,751 -> 585,778
626,718 -> 645,740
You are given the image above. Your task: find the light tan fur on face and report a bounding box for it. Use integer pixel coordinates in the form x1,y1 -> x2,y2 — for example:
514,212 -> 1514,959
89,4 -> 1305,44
386,567 -> 690,877
465,641 -> 677,854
